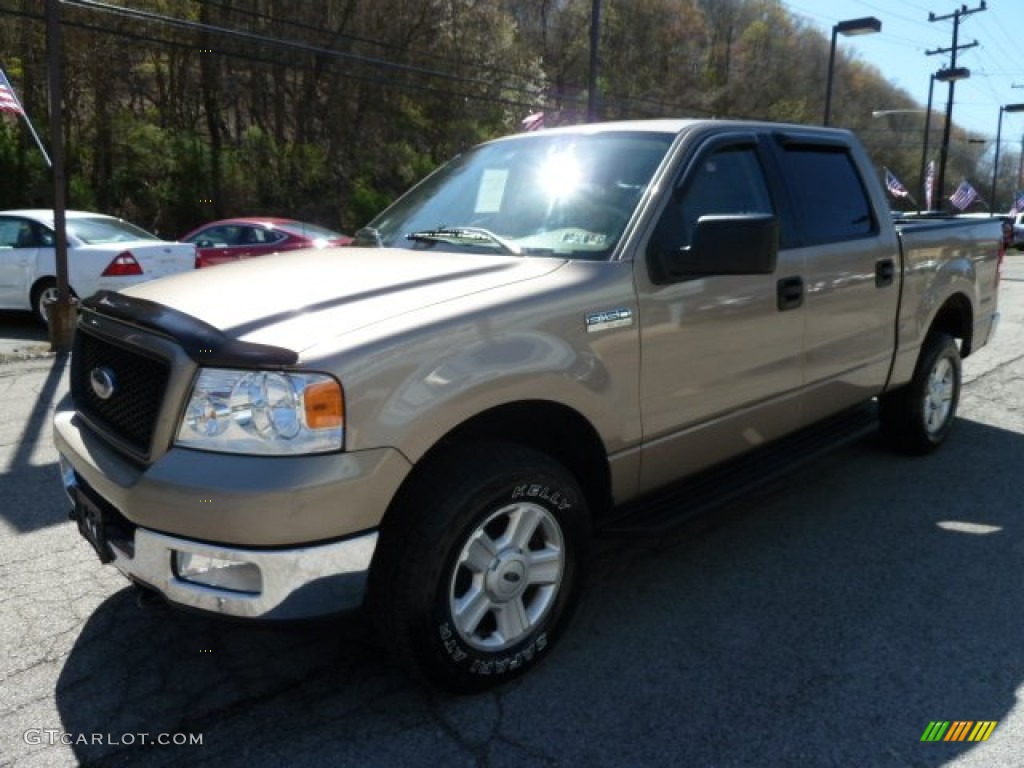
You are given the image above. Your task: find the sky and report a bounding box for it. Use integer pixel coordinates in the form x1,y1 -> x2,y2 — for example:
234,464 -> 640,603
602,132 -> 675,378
783,0 -> 1024,153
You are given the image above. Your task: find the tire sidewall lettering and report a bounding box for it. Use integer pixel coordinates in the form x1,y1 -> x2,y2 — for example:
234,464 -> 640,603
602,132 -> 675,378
437,620 -> 548,677
510,482 -> 573,511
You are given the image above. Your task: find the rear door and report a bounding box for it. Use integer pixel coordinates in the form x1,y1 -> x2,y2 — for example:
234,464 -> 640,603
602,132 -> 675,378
633,131 -> 806,493
768,133 -> 901,422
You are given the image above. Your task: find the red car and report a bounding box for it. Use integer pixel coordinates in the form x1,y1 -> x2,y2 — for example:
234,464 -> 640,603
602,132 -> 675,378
182,217 -> 353,268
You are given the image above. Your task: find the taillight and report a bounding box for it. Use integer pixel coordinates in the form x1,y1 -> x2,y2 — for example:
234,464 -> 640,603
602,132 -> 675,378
101,251 -> 143,277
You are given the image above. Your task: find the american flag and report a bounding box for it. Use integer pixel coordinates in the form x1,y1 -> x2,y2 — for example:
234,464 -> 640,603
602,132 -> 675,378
0,68 -> 25,116
521,112 -> 544,132
924,161 -> 935,210
1010,191 -> 1024,215
885,168 -> 910,198
949,179 -> 979,211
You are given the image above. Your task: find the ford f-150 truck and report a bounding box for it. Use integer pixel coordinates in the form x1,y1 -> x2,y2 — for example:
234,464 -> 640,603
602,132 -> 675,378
53,119 -> 1003,692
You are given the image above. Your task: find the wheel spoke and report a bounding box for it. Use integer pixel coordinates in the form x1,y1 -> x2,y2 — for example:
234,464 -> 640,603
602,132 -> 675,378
494,596 -> 530,643
503,504 -> 544,550
453,585 -> 492,636
461,533 -> 498,573
525,547 -> 562,585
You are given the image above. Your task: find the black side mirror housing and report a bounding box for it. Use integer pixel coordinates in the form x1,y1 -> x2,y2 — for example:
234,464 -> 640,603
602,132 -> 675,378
651,213 -> 779,283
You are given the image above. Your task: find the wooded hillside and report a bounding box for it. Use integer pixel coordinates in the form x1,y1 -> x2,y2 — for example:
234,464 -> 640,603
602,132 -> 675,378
0,0 -> 1006,237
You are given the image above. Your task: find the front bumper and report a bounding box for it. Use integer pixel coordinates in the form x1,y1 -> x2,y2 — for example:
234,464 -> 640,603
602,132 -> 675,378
54,407 -> 412,619
68,459 -> 376,619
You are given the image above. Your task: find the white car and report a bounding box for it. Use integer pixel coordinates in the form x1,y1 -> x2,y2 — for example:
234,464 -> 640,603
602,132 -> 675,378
0,209 -> 196,323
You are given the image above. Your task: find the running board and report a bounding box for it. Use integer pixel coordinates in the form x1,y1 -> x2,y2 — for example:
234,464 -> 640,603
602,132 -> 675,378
597,405 -> 878,538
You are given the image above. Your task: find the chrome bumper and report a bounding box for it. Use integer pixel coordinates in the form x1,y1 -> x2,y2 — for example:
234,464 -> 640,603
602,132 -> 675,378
109,526 -> 377,620
60,455 -> 377,620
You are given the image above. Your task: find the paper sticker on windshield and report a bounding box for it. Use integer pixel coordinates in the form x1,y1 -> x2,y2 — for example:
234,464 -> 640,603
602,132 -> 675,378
586,308 -> 633,333
475,169 -> 509,213
562,231 -> 608,246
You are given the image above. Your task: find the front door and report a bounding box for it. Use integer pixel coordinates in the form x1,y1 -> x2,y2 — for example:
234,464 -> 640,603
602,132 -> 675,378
634,134 -> 805,493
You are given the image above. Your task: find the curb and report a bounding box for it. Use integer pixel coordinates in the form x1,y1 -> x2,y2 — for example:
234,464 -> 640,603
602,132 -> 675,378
0,345 -> 57,365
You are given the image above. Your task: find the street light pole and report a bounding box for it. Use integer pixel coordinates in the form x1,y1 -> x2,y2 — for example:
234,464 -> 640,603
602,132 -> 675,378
990,103 -> 1024,211
823,17 -> 881,126
919,67 -> 971,211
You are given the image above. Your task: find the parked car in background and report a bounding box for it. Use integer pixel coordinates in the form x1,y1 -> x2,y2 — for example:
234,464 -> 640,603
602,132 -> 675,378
182,217 -> 353,268
1012,212 -> 1024,250
0,209 -> 196,324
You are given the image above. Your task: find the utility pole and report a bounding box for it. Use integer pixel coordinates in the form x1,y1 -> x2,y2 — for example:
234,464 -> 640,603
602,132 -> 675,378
926,1 -> 986,211
587,0 -> 601,122
46,0 -> 75,351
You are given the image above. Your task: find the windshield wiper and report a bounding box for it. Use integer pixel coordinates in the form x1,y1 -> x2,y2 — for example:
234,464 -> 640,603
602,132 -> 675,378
406,226 -> 522,256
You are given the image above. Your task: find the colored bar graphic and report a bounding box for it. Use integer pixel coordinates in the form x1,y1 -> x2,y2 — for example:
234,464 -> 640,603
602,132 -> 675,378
920,720 -> 997,742
968,722 -> 997,742
921,722 -> 950,741
944,721 -> 972,741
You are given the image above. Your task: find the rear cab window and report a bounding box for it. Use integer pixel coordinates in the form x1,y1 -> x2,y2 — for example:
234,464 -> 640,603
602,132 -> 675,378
772,139 -> 877,247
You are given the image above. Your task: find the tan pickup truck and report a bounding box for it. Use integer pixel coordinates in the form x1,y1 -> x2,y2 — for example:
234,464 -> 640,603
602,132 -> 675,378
53,119 -> 1003,692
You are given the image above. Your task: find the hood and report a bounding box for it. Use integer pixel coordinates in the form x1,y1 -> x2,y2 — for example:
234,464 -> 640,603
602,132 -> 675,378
121,247 -> 566,351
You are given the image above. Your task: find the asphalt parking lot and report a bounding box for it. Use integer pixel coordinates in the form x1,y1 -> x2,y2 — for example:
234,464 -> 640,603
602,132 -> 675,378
2,257 -> 1024,767
0,311 -> 50,362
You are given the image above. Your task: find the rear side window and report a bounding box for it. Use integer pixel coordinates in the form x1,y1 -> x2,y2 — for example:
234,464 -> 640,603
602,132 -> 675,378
779,146 -> 875,246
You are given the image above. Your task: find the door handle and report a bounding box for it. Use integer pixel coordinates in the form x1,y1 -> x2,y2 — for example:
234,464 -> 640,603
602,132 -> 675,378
875,258 -> 895,287
777,276 -> 804,311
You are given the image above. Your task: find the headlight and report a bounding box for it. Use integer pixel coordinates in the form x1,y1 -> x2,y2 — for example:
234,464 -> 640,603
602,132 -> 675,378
176,369 -> 344,455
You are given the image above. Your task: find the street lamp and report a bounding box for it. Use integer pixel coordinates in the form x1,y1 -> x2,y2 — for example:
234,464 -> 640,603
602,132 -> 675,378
824,16 -> 882,126
990,103 -> 1024,211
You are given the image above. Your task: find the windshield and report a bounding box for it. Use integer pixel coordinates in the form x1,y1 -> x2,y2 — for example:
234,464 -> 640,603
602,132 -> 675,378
366,131 -> 674,259
68,217 -> 160,245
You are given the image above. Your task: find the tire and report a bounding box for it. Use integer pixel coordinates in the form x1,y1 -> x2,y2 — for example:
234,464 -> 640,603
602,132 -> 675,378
879,332 -> 961,455
31,278 -> 59,325
369,443 -> 589,693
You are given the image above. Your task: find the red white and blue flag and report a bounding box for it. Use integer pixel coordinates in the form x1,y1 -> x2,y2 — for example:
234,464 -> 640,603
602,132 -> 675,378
0,68 -> 26,116
521,112 -> 545,131
949,179 -> 980,211
1009,191 -> 1024,215
0,66 -> 51,166
925,160 -> 936,211
884,168 -> 910,198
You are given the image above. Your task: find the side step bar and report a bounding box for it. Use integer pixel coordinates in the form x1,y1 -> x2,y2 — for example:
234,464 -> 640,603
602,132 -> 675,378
598,405 -> 878,538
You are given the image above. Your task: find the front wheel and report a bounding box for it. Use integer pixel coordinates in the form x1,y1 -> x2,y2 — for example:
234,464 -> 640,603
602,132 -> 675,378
369,443 -> 589,693
879,332 -> 961,455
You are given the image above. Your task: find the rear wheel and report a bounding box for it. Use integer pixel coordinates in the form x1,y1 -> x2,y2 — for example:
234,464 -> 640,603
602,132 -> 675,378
30,279 -> 75,325
369,443 -> 589,693
879,332 -> 961,455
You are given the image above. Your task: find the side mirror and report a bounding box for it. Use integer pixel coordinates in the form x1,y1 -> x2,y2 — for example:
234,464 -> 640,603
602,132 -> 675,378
650,213 -> 778,283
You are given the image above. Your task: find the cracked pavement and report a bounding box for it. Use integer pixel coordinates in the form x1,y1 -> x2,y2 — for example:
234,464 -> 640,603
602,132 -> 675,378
2,259 -> 1024,767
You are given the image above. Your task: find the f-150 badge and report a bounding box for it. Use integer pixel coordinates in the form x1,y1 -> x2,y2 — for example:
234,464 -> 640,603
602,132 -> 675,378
586,308 -> 633,333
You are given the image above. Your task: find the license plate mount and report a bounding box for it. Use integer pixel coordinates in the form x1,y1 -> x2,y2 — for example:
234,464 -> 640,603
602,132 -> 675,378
72,488 -> 115,564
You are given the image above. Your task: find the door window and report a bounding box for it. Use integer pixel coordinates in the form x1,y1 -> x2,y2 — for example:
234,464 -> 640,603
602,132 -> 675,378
649,144 -> 774,260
